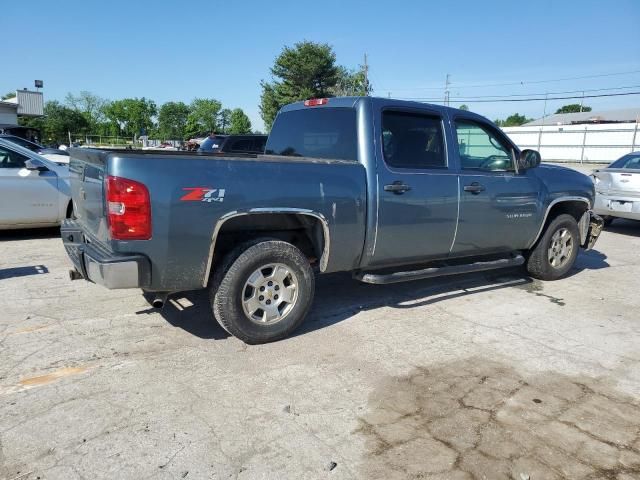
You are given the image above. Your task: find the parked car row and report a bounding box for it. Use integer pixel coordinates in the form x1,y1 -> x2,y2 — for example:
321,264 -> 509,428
0,138 -> 72,230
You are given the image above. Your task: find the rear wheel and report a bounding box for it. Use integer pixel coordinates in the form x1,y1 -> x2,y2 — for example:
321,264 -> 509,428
210,240 -> 315,344
526,214 -> 580,280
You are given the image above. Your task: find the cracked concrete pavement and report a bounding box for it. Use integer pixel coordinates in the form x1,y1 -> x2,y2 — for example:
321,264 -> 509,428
0,219 -> 639,479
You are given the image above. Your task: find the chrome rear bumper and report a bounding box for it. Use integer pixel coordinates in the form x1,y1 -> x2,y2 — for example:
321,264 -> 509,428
61,219 -> 151,289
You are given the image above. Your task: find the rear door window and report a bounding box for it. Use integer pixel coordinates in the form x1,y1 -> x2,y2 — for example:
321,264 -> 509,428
382,111 -> 447,169
265,108 -> 358,161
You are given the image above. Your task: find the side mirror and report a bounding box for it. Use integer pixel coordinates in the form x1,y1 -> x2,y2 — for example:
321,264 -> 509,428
24,159 -> 49,172
518,149 -> 541,171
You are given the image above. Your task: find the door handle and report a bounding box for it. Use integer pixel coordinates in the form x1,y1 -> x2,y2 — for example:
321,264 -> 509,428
463,182 -> 485,194
384,182 -> 411,194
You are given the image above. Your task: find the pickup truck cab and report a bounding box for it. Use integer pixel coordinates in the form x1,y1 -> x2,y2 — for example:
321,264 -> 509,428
62,97 -> 602,344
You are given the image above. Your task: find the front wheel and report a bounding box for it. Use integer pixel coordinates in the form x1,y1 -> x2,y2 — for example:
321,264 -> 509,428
526,214 -> 580,281
210,240 -> 315,344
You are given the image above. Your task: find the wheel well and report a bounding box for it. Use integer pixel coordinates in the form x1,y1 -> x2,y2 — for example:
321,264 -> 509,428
546,200 -> 589,224
209,213 -> 327,283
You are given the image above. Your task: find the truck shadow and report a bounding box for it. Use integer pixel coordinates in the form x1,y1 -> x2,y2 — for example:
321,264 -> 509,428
0,227 -> 60,241
605,218 -> 640,237
151,249 -> 609,341
0,265 -> 49,280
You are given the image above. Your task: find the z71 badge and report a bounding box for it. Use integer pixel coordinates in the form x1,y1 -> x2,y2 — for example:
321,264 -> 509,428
180,187 -> 226,203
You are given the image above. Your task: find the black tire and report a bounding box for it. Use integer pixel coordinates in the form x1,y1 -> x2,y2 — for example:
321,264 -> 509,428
210,240 -> 315,344
602,215 -> 614,227
526,214 -> 580,281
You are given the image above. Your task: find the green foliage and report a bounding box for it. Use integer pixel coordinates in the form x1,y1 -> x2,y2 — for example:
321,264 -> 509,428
555,103 -> 592,114
20,100 -> 89,144
1,91 -> 16,100
260,41 -> 340,130
229,108 -> 252,134
65,91 -> 108,133
103,97 -> 157,136
187,98 -> 222,136
459,104 -> 469,111
157,101 -> 190,140
218,108 -> 232,133
333,65 -> 372,97
494,113 -> 532,127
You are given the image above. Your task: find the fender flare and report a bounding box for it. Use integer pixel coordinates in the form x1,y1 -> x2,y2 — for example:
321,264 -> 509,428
527,196 -> 590,249
202,208 -> 331,287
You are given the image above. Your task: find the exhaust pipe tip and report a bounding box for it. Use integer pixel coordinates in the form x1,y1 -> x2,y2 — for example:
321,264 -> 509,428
69,269 -> 83,281
151,298 -> 165,309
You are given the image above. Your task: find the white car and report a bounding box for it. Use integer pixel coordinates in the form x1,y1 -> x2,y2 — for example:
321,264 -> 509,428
0,134 -> 70,165
0,138 -> 72,230
592,152 -> 640,225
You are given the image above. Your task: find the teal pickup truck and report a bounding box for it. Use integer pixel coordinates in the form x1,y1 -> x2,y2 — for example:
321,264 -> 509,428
62,97 -> 603,344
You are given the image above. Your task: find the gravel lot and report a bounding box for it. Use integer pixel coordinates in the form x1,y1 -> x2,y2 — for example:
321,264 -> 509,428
1,217 -> 639,479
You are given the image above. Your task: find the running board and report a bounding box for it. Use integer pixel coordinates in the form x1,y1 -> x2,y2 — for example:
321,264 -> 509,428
354,254 -> 525,285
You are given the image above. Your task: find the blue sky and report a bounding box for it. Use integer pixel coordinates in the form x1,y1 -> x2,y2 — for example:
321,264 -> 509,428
4,0 -> 640,131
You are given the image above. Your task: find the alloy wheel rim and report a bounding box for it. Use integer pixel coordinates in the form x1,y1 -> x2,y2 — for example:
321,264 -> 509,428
241,263 -> 299,325
547,227 -> 573,268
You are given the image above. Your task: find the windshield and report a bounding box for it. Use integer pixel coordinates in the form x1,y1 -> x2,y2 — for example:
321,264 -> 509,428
1,135 -> 42,152
198,136 -> 227,152
265,108 -> 358,161
609,154 -> 640,169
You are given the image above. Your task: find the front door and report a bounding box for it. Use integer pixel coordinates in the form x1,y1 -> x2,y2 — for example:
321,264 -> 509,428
370,109 -> 459,267
0,145 -> 59,226
451,117 -> 541,255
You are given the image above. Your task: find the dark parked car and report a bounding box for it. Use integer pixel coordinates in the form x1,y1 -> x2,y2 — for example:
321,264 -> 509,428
198,134 -> 267,154
63,97 -> 603,344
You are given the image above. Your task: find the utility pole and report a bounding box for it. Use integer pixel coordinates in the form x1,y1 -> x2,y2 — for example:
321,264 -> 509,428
444,73 -> 451,106
363,53 -> 369,96
579,91 -> 585,112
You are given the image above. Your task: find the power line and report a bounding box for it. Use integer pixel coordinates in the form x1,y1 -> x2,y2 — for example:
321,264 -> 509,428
397,91 -> 640,104
383,69 -> 640,92
400,84 -> 640,101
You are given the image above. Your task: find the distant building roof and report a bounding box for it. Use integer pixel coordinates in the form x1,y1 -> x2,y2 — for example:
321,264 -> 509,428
524,107 -> 640,126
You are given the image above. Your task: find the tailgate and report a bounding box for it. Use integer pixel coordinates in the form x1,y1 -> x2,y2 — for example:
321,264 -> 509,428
68,148 -> 110,242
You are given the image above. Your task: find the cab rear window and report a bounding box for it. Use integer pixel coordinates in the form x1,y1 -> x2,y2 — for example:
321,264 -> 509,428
265,108 -> 358,161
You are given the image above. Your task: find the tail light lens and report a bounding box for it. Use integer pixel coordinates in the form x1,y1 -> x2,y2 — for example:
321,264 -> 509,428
105,176 -> 152,240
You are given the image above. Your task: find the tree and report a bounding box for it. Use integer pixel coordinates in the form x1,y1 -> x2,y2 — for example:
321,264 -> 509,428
229,108 -> 252,134
103,97 -> 157,137
65,91 -> 108,133
260,41 -> 340,129
556,104 -> 591,114
459,104 -> 469,111
218,108 -> 232,133
1,92 -> 16,101
19,100 -> 89,144
333,65 -> 372,96
157,101 -> 190,139
186,98 -> 222,136
494,113 -> 532,127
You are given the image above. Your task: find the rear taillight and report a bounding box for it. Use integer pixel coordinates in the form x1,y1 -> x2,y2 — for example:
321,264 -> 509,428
105,176 -> 151,240
304,98 -> 328,107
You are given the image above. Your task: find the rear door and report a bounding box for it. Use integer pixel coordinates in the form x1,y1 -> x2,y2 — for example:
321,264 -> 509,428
369,108 -> 459,267
0,145 -> 59,225
451,117 -> 541,255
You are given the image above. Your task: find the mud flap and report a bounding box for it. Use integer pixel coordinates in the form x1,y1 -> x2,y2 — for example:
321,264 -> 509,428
582,211 -> 604,250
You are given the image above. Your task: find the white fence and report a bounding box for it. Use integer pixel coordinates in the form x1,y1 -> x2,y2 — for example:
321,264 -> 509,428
502,123 -> 640,164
